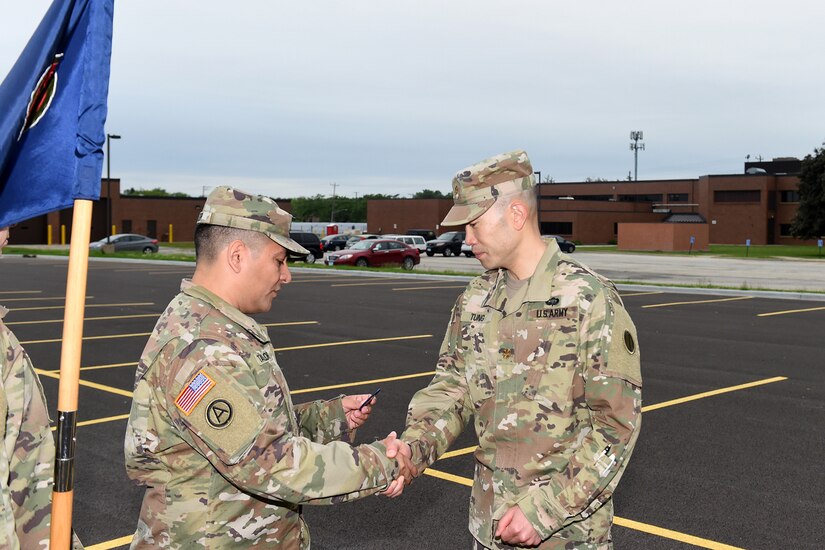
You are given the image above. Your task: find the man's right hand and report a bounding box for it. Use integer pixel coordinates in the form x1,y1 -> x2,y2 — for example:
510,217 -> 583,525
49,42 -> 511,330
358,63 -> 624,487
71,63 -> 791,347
380,431 -> 416,498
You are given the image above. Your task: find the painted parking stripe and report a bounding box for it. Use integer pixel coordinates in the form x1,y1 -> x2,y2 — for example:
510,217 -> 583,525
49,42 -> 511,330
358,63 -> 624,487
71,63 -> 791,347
6,312 -> 161,326
393,285 -> 467,291
422,468 -> 744,549
10,301 -> 155,312
642,296 -> 753,309
292,371 -> 436,395
35,369 -> 133,398
619,291 -> 664,297
20,321 -> 319,345
331,279 -> 433,287
274,334 -> 432,352
0,295 -> 93,303
0,290 -> 42,295
757,305 -> 825,317
85,535 -> 133,550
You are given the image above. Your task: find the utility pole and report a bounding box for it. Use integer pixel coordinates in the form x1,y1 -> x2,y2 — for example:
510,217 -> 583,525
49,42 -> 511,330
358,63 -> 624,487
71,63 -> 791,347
105,133 -> 121,243
629,131 -> 645,181
330,182 -> 338,223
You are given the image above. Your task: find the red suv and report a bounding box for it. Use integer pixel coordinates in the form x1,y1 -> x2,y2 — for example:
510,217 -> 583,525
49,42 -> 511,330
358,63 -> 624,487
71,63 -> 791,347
325,239 -> 420,270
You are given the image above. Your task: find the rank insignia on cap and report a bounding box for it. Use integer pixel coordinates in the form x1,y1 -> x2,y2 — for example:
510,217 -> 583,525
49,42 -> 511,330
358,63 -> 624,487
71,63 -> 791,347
175,370 -> 216,416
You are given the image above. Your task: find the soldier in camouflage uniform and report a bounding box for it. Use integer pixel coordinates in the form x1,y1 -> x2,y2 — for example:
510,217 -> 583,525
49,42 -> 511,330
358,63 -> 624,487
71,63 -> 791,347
400,151 -> 643,549
0,225 -> 55,549
125,187 -> 413,549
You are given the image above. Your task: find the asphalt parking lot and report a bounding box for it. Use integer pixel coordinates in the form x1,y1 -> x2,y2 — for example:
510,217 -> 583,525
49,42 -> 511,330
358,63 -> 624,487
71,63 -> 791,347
2,255 -> 823,549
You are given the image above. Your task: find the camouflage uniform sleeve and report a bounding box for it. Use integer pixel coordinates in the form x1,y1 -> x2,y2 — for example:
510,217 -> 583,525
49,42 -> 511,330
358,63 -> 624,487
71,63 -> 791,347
515,288 -> 642,539
165,345 -> 398,505
401,298 -> 474,470
293,396 -> 354,444
0,322 -> 55,549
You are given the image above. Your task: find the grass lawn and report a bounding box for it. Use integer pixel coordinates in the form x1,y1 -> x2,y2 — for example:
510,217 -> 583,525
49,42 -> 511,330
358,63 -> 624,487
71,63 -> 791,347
580,243 -> 824,259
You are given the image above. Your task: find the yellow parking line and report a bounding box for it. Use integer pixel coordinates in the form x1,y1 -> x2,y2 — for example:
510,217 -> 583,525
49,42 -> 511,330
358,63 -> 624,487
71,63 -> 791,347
619,291 -> 664,297
21,332 -> 152,345
757,305 -> 825,317
642,376 -> 787,412
0,290 -> 42,295
393,285 -> 467,291
24,321 -> 319,345
6,312 -> 161,326
642,296 -> 753,309
331,279 -> 426,287
612,517 -> 744,549
423,468 -> 744,549
10,301 -> 154,312
292,371 -> 436,395
50,414 -> 131,431
274,334 -> 432,352
86,535 -> 133,550
35,369 -> 133,398
0,295 -> 92,303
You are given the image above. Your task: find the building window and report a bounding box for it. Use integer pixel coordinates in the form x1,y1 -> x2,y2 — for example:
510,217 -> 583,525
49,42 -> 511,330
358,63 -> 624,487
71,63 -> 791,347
667,193 -> 688,202
780,190 -> 800,203
147,220 -> 157,238
714,190 -> 760,203
122,219 -> 132,233
613,222 -> 618,234
780,224 -> 793,236
540,222 -> 573,235
619,194 -> 663,202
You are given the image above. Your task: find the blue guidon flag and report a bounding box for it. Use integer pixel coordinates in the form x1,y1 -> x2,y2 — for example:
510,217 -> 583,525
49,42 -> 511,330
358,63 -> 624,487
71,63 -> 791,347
0,0 -> 115,228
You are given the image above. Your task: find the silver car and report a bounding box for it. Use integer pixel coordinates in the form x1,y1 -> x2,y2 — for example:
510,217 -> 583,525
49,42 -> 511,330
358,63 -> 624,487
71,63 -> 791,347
90,233 -> 159,253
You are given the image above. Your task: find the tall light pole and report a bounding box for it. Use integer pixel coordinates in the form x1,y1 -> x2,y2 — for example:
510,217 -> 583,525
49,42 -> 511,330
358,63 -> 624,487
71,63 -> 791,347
106,133 -> 121,242
629,131 -> 644,181
330,182 -> 338,223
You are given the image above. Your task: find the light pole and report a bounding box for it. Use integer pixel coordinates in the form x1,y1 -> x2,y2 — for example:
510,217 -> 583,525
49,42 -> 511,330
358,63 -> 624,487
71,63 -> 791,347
106,133 -> 121,243
629,131 -> 644,181
330,182 -> 338,223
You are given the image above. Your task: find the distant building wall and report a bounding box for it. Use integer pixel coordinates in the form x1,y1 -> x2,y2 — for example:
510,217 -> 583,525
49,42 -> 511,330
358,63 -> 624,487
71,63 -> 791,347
368,199 -> 453,235
618,223 -> 709,251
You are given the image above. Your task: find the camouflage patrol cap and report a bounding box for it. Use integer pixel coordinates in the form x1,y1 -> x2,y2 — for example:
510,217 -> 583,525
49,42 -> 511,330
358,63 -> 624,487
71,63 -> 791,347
442,149 -> 535,226
197,186 -> 309,255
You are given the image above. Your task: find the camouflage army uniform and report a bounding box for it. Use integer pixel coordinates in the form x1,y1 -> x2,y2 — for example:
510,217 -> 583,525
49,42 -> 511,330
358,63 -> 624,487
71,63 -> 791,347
1,305 -> 55,549
402,240 -> 642,549
125,281 -> 398,549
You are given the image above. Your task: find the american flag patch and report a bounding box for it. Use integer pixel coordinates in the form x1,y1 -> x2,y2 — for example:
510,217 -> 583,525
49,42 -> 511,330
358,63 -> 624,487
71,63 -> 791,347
175,370 -> 216,416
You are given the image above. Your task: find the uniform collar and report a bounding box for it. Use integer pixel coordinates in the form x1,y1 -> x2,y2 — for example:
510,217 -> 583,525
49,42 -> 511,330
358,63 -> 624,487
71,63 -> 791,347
483,239 -> 562,315
180,279 -> 270,344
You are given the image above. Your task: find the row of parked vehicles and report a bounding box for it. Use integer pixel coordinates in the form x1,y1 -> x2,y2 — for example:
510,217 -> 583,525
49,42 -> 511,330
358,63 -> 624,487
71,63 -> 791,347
288,229 -> 576,270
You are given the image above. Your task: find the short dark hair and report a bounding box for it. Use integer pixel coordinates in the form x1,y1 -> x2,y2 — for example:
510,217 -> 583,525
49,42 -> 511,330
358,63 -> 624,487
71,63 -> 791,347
194,224 -> 267,262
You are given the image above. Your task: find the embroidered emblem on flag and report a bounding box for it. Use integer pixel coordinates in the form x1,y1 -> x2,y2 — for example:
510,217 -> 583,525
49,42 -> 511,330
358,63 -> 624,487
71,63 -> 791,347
175,370 -> 216,416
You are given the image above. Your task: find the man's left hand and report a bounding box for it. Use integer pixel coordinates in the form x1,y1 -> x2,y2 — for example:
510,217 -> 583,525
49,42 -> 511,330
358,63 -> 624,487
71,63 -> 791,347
342,394 -> 375,430
495,505 -> 542,547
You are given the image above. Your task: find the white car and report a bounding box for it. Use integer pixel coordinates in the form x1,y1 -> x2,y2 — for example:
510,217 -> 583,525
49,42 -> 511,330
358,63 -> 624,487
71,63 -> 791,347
460,241 -> 474,257
381,234 -> 426,252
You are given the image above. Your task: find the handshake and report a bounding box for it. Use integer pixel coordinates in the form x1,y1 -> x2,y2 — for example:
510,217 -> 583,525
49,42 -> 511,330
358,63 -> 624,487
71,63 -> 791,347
342,393 -> 417,498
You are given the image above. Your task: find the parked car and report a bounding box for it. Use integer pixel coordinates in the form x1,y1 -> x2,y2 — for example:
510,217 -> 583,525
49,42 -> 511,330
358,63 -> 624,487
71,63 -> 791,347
425,231 -> 465,257
406,229 -> 436,242
543,235 -> 576,253
345,234 -> 379,248
460,241 -> 474,257
320,234 -> 350,252
90,233 -> 158,253
288,231 -> 322,263
381,234 -> 427,252
326,239 -> 420,270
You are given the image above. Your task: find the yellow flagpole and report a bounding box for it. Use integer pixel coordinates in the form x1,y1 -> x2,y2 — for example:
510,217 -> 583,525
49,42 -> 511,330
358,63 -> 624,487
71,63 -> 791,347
50,199 -> 93,548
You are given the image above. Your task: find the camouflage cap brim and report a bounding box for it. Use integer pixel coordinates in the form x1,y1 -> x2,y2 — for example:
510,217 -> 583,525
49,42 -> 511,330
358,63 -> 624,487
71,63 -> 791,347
441,198 -> 496,226
269,233 -> 309,255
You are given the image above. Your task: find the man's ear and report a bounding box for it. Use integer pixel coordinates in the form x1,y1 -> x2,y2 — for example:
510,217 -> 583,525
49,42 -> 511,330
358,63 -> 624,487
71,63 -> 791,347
509,200 -> 529,231
225,239 -> 247,274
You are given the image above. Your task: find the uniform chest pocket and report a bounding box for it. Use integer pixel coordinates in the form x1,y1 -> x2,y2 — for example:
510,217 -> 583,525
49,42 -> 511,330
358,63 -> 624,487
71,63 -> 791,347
519,314 -> 579,405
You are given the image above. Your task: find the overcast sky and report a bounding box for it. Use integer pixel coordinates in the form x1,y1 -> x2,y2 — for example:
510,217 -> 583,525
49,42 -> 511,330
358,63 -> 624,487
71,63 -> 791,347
2,1 -> 823,199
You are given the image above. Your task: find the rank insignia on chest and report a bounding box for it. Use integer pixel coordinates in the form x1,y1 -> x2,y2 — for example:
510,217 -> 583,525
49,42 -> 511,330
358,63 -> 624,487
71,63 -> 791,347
499,347 -> 513,360
175,370 -> 216,416
256,350 -> 271,362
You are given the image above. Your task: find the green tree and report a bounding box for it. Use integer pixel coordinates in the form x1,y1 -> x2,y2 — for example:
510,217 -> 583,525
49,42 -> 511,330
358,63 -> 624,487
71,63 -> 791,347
123,187 -> 191,198
413,189 -> 448,199
791,143 -> 825,239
